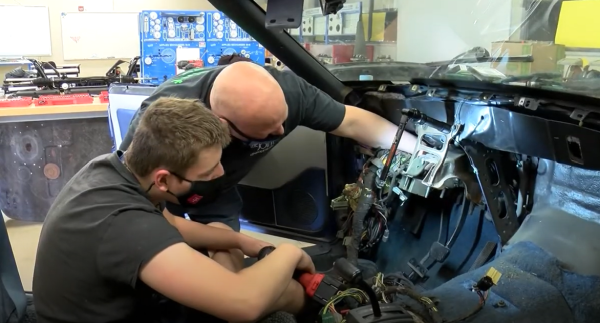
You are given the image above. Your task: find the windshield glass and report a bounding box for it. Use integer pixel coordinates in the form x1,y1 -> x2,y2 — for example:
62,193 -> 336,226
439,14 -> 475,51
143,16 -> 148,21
256,0 -> 600,98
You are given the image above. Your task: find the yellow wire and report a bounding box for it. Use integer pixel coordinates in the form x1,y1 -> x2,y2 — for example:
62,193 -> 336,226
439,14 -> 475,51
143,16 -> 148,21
373,272 -> 389,303
420,296 -> 438,312
321,289 -> 368,315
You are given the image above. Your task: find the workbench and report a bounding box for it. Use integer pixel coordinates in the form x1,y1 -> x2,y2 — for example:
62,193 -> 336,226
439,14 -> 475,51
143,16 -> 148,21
0,99 -> 108,123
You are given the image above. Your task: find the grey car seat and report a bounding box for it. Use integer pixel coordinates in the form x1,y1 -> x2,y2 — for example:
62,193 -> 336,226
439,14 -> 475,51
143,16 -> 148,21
0,218 -> 32,323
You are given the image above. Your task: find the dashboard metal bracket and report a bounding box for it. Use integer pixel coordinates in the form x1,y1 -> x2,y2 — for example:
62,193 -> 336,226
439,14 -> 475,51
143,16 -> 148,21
570,109 -> 589,125
517,97 -> 539,110
460,140 -> 520,244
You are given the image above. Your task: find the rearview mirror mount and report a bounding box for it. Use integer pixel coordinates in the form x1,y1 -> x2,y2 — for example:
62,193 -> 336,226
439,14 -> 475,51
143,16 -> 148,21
265,0 -> 346,30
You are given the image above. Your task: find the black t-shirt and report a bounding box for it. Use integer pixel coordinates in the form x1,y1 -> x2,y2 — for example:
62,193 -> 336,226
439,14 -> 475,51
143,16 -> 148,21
119,66 -> 346,189
33,152 -> 185,323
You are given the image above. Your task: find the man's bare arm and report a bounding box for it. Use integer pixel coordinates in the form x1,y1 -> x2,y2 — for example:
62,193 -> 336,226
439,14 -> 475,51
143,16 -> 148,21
331,105 -> 417,152
139,242 -> 306,322
163,208 -> 241,250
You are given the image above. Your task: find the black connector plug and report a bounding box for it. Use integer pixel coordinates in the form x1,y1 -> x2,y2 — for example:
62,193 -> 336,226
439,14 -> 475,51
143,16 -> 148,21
474,267 -> 502,292
334,258 -> 382,318
474,276 -> 494,292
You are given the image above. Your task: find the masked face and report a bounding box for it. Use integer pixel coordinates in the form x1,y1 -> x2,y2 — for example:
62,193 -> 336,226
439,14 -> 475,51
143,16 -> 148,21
167,172 -> 226,206
223,118 -> 284,146
153,144 -> 226,207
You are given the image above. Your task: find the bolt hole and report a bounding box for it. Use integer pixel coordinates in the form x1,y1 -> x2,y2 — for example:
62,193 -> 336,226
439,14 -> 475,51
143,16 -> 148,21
496,192 -> 508,219
567,136 -> 584,165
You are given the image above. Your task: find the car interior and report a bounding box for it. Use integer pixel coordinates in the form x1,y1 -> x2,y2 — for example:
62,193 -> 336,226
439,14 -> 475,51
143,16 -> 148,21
3,0 -> 600,322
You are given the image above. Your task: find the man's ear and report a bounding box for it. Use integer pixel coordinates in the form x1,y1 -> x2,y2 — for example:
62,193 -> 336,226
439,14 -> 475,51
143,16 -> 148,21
153,169 -> 171,192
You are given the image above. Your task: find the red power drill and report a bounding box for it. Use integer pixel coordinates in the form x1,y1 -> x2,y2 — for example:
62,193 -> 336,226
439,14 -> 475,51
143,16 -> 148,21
257,246 -> 342,306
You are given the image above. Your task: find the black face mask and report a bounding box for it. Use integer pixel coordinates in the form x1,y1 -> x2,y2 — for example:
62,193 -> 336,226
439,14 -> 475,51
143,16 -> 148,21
168,172 -> 227,206
223,118 -> 283,145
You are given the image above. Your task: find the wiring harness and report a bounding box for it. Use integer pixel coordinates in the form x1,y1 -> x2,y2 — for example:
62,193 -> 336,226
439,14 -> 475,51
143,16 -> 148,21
332,149 -> 412,262
318,267 -> 501,323
319,288 -> 369,322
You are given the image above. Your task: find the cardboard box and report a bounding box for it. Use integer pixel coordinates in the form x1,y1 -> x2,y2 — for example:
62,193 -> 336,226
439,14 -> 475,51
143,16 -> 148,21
491,41 -> 566,76
363,12 -> 397,42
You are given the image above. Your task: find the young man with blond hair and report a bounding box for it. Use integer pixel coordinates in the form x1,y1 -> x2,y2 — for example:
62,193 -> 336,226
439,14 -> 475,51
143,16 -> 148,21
34,97 -> 314,323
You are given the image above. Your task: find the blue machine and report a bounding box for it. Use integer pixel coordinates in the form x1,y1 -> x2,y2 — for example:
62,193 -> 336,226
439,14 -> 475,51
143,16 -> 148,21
139,10 -> 208,85
203,10 -> 264,67
139,10 -> 265,84
204,11 -> 255,42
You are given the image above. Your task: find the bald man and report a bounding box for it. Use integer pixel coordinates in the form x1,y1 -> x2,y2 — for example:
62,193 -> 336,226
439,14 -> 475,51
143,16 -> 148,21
120,62 -> 417,232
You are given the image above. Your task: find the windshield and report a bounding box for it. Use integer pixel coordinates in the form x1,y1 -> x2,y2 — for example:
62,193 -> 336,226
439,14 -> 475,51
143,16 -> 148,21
255,0 -> 600,98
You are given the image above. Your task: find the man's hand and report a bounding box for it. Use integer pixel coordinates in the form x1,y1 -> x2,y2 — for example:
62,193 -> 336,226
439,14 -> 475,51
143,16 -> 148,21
237,234 -> 274,257
295,247 -> 316,274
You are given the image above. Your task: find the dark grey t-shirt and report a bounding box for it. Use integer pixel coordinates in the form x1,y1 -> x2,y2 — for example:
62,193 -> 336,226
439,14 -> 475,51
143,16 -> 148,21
33,152 -> 185,323
119,65 -> 346,189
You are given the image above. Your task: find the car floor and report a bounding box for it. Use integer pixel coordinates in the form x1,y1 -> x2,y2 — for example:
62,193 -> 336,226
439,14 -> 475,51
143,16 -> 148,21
4,214 -> 313,292
374,194 -> 500,289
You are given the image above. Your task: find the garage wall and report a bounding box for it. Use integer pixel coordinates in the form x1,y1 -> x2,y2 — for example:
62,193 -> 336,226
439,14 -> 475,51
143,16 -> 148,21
1,0 -> 528,78
0,0 -> 217,77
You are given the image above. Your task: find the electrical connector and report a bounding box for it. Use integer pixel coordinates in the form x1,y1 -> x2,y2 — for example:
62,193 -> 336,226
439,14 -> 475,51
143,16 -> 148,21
382,229 -> 390,242
320,311 -> 343,323
320,311 -> 336,323
486,267 -> 502,285
343,236 -> 353,246
474,267 -> 502,292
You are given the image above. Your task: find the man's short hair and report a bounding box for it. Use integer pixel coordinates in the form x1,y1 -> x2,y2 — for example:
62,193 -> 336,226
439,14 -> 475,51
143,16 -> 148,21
126,97 -> 230,177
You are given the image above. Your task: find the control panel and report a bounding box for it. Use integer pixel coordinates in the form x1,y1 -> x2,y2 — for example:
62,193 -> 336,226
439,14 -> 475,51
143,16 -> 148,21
139,10 -> 264,85
205,11 -> 255,42
141,11 -> 207,41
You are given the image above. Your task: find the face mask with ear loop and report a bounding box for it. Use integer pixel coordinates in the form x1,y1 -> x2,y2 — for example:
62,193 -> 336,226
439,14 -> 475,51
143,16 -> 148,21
119,151 -> 164,209
223,118 -> 283,145
167,172 -> 227,206
119,151 -> 227,206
